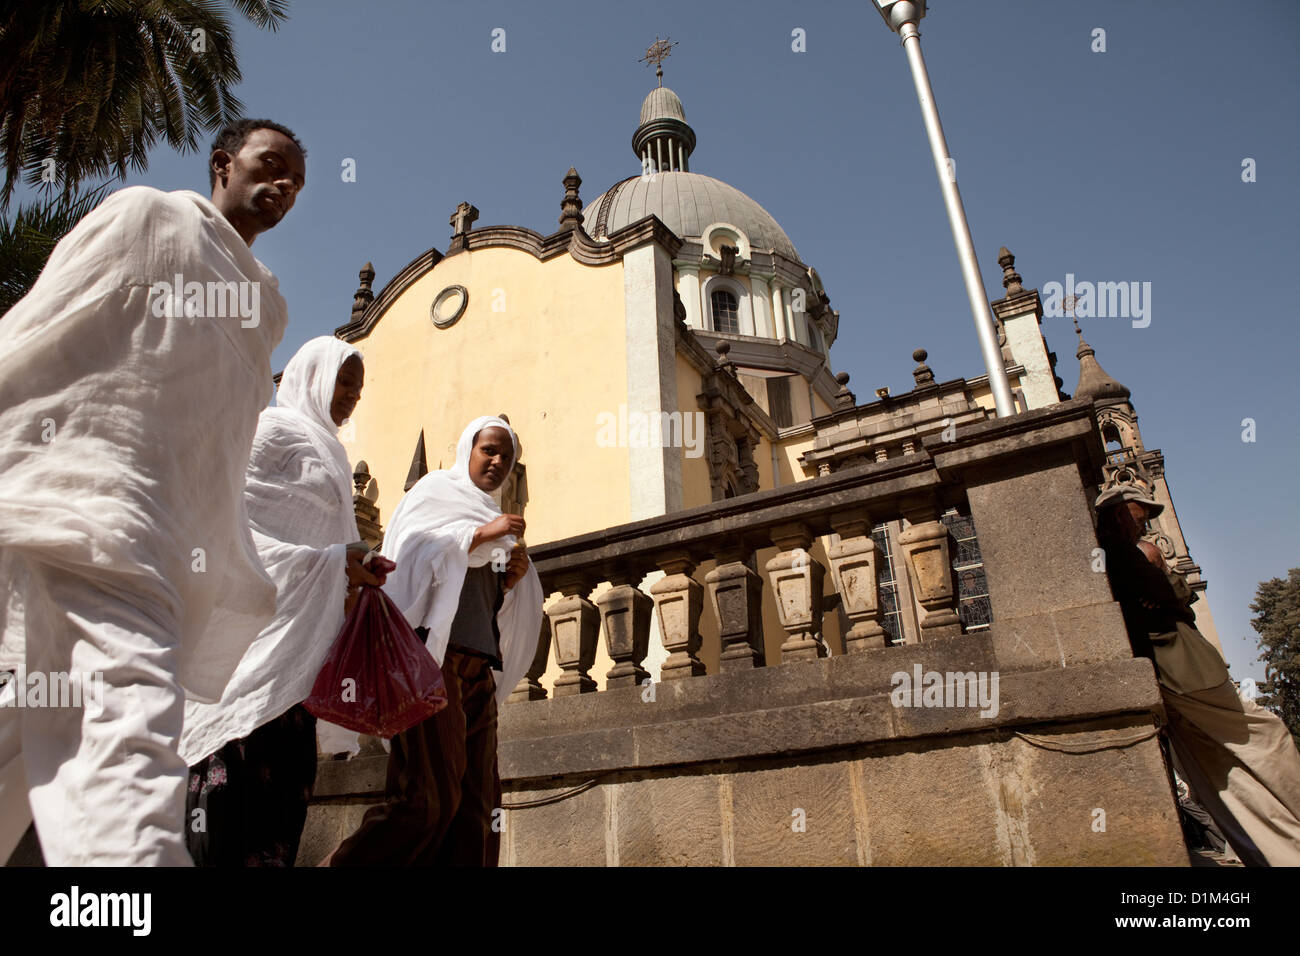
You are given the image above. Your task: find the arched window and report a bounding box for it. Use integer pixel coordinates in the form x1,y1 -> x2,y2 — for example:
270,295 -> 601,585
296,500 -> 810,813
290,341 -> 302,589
710,289 -> 739,334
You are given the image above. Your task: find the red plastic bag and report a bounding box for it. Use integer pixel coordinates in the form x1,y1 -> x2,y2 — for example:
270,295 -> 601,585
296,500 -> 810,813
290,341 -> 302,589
304,557 -> 448,737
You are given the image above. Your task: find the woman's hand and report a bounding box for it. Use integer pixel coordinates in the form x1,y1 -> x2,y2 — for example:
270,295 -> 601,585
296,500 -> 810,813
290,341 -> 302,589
503,543 -> 530,591
345,544 -> 385,589
471,513 -> 525,552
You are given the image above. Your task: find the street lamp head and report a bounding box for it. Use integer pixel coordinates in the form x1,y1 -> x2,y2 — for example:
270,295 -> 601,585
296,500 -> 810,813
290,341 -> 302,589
872,0 -> 926,33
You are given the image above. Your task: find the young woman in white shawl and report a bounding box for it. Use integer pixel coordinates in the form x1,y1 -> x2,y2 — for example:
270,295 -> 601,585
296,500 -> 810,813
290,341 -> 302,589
180,336 -> 385,866
328,415 -> 544,867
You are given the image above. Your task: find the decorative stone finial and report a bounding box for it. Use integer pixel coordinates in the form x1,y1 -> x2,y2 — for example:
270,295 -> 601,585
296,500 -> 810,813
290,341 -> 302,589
559,167 -> 584,230
834,371 -> 856,409
714,339 -> 732,370
352,261 -> 375,319
997,246 -> 1025,297
912,348 -> 935,387
352,459 -> 371,497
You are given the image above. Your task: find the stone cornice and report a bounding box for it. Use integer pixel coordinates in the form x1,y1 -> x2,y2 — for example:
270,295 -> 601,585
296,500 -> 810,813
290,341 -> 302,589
335,215 -> 684,342
992,288 -> 1043,323
335,247 -> 443,340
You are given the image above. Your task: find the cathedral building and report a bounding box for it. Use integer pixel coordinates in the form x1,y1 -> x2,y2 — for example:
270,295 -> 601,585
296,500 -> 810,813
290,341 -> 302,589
333,73 -> 1221,693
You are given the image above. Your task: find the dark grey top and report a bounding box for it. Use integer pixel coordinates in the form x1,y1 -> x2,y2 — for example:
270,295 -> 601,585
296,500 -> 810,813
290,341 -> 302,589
448,563 -> 505,668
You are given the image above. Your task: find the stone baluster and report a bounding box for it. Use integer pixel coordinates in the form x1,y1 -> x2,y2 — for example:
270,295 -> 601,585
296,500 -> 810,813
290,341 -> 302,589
508,614 -> 552,703
898,500 -> 962,640
650,551 -> 706,680
764,522 -> 826,661
706,539 -> 765,672
826,510 -> 887,652
596,566 -> 652,689
547,575 -> 600,696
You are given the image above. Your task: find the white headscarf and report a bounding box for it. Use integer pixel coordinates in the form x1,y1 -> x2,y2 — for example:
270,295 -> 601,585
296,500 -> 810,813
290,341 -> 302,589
266,335 -> 362,509
381,415 -> 544,706
179,336 -> 363,764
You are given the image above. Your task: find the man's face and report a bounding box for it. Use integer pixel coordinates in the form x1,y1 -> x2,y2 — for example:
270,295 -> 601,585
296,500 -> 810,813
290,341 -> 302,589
469,427 -> 513,493
330,354 -> 364,427
211,128 -> 306,242
1117,501 -> 1152,543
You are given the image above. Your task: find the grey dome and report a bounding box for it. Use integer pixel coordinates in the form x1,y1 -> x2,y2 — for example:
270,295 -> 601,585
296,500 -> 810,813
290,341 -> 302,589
582,171 -> 801,263
641,86 -> 686,124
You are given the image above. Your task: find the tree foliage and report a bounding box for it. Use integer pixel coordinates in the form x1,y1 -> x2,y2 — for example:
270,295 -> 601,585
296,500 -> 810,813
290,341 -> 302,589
1250,568 -> 1300,743
0,183 -> 110,314
0,0 -> 289,206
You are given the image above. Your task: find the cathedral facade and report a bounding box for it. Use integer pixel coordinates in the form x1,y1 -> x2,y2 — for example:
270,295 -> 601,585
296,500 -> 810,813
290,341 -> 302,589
333,77 -> 1220,691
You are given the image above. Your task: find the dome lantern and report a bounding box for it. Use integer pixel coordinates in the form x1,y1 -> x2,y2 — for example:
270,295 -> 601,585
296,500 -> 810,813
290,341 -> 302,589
633,85 -> 696,174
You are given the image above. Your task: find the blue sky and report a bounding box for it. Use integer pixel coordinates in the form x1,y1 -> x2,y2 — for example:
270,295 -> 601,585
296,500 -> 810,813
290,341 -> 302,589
33,0 -> 1299,680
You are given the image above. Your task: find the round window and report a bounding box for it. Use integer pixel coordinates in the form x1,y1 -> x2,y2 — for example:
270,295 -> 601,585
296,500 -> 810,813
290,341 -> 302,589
430,285 -> 468,328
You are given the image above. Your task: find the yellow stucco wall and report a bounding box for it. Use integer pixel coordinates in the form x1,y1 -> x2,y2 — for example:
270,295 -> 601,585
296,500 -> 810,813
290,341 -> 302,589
675,353 -> 714,509
340,246 -> 629,548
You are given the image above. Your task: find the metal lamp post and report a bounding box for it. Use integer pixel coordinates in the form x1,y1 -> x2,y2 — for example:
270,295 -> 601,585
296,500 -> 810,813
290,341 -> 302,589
872,0 -> 1016,418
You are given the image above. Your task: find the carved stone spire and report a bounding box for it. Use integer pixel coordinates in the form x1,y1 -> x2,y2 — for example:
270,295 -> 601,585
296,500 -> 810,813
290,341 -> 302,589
558,167 -> 584,231
1073,320 -> 1130,403
352,261 -> 375,320
404,430 -> 429,491
997,246 -> 1025,297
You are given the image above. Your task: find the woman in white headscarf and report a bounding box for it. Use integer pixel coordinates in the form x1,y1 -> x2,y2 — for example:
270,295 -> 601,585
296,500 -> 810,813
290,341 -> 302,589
329,415 -> 544,867
181,335 -> 384,866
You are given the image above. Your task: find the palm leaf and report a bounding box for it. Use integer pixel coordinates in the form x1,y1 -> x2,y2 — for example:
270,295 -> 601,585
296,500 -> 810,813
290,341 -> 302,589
0,181 -> 111,314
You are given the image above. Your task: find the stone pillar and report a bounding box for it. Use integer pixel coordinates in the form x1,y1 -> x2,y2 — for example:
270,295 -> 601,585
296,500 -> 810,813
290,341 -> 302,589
678,265 -> 702,329
596,570 -> 652,689
650,552 -> 705,680
749,275 -> 772,338
706,541 -> 765,671
548,577 -> 599,696
770,282 -> 788,342
765,522 -> 826,661
826,510 -> 887,652
946,430 -> 1132,668
898,501 -> 961,640
508,615 -> 552,703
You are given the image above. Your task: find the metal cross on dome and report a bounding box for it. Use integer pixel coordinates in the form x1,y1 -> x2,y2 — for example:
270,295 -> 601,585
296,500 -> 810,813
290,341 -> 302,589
640,36 -> 677,86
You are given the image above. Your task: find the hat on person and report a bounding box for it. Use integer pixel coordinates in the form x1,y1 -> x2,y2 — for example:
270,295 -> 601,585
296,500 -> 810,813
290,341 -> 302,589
1094,484 -> 1164,516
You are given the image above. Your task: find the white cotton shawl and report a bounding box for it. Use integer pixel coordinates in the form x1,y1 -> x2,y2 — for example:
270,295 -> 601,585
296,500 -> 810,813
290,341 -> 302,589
179,337 -> 362,764
381,415 -> 544,706
0,187 -> 286,702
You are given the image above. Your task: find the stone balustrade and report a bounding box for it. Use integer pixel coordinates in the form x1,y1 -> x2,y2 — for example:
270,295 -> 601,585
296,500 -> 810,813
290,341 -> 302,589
511,398 -> 1119,703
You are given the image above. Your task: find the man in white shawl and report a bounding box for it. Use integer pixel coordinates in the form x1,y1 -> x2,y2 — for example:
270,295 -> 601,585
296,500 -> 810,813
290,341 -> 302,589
181,336 -> 383,866
329,415 -> 544,867
0,119 -> 305,866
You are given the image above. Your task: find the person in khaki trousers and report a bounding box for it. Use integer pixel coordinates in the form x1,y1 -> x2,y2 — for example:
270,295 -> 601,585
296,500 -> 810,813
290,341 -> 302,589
1096,484 -> 1300,866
